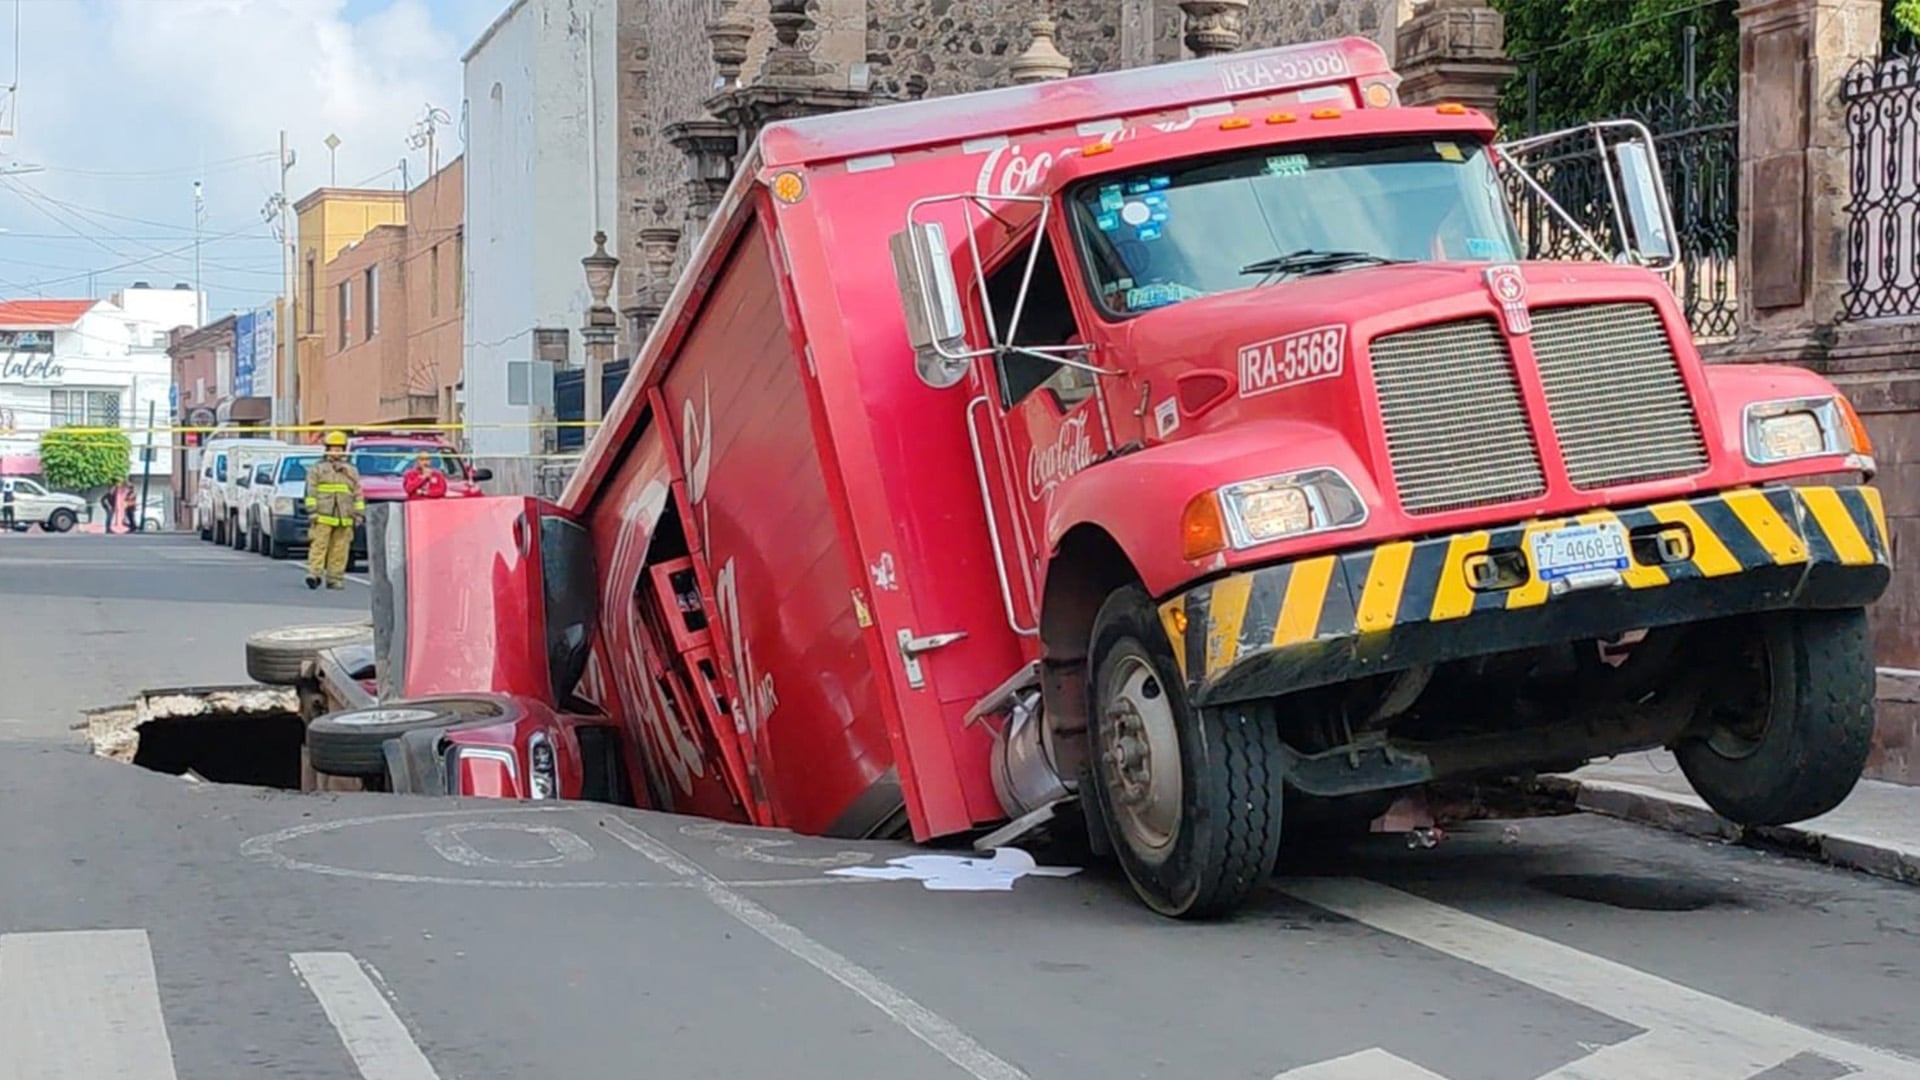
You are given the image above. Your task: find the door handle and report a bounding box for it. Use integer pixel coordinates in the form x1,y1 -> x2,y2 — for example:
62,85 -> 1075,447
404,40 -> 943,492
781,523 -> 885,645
897,628 -> 966,690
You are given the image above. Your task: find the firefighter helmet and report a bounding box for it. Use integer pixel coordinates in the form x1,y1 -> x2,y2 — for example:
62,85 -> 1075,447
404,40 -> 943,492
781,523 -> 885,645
323,430 -> 349,448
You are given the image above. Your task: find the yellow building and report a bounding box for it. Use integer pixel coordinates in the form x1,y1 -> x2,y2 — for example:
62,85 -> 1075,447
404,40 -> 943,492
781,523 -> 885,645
293,188 -> 407,426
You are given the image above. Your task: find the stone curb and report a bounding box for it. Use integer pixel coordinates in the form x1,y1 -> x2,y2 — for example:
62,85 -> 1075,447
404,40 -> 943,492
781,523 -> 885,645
1531,776 -> 1920,888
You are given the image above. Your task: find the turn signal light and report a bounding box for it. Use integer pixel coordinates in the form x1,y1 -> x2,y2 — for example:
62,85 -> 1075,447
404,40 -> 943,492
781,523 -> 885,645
1083,142 -> 1115,156
1310,108 -> 1342,120
1436,103 -> 1468,115
1220,116 -> 1252,130
1266,112 -> 1297,124
1181,492 -> 1228,560
1838,393 -> 1875,456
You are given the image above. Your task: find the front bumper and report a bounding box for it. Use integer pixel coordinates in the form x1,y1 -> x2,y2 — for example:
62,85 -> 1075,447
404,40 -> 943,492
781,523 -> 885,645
1161,485 -> 1891,706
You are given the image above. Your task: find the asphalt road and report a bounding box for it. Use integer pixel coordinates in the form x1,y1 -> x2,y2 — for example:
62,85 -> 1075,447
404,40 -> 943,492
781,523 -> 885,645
4,531 -> 1920,1079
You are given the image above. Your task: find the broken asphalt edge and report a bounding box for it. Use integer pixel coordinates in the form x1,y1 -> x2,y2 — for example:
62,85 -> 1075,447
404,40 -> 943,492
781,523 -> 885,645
1528,775 -> 1920,888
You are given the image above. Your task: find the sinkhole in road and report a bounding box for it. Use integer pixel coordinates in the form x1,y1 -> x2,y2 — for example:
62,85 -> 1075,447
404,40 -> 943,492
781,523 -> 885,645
1529,872 -> 1733,911
84,686 -> 306,790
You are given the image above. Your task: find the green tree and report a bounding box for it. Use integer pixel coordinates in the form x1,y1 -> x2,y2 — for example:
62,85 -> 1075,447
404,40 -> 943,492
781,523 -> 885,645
1495,0 -> 1739,131
39,426 -> 131,492
1892,0 -> 1920,51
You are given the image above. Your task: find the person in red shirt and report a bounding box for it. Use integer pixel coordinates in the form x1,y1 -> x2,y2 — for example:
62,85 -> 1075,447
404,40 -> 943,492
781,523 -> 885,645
402,451 -> 449,499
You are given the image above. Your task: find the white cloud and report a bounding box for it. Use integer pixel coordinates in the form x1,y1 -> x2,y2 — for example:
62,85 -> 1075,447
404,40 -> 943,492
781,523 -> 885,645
0,0 -> 492,315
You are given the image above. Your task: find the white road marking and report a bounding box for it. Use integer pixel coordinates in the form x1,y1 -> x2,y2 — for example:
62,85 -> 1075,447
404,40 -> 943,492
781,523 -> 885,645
1285,878 -> 1920,1079
292,952 -> 441,1080
598,814 -> 1031,1080
423,821 -> 597,869
1273,1048 -> 1452,1079
240,806 -> 887,890
0,929 -> 179,1080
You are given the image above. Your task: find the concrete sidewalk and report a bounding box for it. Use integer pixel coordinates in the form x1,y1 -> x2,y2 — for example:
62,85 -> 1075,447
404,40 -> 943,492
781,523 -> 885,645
1546,751 -> 1920,886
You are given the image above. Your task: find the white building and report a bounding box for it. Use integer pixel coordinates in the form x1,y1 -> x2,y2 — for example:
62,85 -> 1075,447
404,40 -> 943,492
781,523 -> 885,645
0,284 -> 199,484
462,0 -> 618,492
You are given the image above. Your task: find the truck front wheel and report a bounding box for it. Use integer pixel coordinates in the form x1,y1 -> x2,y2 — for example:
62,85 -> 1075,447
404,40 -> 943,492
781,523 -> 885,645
1675,608 -> 1876,827
1086,585 -> 1284,919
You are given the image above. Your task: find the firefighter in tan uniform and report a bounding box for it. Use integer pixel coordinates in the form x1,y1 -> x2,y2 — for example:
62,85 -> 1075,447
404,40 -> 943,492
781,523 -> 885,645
304,431 -> 364,590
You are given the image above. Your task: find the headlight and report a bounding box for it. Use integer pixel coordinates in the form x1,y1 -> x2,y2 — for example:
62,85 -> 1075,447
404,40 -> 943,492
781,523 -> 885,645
1744,395 -> 1873,470
527,732 -> 557,800
1184,467 -> 1368,558
271,496 -> 294,516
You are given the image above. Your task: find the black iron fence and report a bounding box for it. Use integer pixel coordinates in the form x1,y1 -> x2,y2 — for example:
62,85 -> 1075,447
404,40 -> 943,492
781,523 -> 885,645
1501,84 -> 1739,342
1841,46 -> 1920,321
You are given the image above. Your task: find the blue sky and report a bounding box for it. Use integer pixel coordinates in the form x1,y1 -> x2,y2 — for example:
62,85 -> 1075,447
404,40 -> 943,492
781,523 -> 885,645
0,0 -> 502,321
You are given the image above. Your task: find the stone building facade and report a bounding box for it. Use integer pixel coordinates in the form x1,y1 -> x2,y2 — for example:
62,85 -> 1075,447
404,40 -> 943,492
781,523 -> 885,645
614,0 -> 1413,347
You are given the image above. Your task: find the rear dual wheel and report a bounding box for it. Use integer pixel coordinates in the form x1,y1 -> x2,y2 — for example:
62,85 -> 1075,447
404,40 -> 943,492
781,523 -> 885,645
1085,586 -> 1285,919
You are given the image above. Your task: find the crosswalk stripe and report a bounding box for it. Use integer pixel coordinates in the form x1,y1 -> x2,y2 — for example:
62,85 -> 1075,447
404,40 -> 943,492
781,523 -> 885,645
1273,1047 -> 1452,1078
292,952 -> 442,1080
1285,878 -> 1920,1079
0,929 -> 179,1080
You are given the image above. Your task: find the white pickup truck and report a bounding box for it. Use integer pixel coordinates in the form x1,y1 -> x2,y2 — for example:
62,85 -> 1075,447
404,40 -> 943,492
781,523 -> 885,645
1,477 -> 89,532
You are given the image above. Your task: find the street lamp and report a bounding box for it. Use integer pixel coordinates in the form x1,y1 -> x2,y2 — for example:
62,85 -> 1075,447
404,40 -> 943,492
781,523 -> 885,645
580,231 -> 619,428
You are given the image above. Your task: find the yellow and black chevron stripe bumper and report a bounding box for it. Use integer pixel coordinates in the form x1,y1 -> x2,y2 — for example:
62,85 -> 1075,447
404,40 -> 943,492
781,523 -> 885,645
1158,485 -> 1891,706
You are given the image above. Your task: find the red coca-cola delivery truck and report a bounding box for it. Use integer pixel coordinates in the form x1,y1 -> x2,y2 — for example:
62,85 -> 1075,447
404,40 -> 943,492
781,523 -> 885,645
278,37 -> 1890,917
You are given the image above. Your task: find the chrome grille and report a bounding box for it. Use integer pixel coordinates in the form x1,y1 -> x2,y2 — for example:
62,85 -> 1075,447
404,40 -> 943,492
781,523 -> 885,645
1370,317 -> 1546,515
1531,303 -> 1708,489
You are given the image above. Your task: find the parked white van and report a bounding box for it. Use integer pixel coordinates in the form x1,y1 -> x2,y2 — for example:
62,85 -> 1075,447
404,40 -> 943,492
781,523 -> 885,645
195,436 -> 286,545
241,447 -> 320,558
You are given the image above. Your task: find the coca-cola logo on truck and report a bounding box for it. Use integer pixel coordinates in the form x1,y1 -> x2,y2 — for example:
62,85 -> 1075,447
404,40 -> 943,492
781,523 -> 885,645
1027,412 -> 1096,502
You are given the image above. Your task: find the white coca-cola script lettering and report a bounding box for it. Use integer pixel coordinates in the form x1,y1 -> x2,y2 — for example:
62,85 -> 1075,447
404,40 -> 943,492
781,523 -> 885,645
1026,412 -> 1096,502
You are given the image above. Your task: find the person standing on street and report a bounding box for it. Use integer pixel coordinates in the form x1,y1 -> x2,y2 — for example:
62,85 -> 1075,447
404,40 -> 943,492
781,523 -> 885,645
401,450 -> 448,499
303,431 -> 364,590
1,479 -> 14,533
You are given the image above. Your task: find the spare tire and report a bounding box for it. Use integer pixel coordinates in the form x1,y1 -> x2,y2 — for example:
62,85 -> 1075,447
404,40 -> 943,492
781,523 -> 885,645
245,623 -> 375,686
309,697 -> 510,779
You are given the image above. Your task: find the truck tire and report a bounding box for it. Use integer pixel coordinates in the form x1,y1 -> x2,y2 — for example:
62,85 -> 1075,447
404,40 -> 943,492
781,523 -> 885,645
267,533 -> 290,559
47,508 -> 75,533
1085,585 -> 1285,919
213,514 -> 227,546
244,623 -> 374,686
230,514 -> 247,550
1675,608 -> 1876,827
310,697 -> 509,780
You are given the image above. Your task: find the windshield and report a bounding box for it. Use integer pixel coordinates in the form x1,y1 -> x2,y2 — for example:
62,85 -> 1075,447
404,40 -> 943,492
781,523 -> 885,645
280,455 -> 317,482
1069,135 -> 1522,316
352,449 -> 461,478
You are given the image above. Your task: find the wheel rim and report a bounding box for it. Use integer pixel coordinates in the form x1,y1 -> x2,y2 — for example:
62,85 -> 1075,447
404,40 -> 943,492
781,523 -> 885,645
334,707 -> 437,727
1100,652 -> 1183,861
1703,634 -> 1775,760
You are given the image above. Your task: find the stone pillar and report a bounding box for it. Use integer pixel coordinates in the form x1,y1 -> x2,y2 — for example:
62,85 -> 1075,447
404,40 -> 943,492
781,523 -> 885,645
1393,0 -> 1515,120
1010,13 -> 1074,85
703,0 -> 872,153
627,199 -> 683,346
1180,1 -> 1249,56
1722,0 -> 1881,362
665,118 -> 741,233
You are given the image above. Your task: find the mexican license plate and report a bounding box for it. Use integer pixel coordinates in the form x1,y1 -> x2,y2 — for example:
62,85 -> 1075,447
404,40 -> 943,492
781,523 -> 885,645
1527,520 -> 1630,582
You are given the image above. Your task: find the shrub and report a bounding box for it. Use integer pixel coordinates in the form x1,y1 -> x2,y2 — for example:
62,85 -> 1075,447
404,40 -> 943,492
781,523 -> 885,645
39,426 -> 131,491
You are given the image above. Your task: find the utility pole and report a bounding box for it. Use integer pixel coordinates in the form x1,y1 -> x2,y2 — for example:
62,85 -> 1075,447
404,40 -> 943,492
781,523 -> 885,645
191,179 -> 204,326
278,131 -> 295,433
408,104 -> 452,180
137,401 -> 155,531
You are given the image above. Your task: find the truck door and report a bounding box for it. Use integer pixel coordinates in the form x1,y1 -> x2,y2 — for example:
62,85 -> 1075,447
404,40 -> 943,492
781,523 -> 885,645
966,225 -> 1111,631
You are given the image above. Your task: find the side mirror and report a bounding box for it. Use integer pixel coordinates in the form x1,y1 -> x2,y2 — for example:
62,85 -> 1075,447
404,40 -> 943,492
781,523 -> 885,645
1611,140 -> 1675,265
471,467 -> 494,482
1496,119 -> 1680,272
888,222 -> 971,390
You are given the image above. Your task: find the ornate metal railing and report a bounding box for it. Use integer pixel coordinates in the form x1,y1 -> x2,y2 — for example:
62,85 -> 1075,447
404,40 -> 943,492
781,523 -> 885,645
1502,86 -> 1740,342
1841,47 -> 1920,320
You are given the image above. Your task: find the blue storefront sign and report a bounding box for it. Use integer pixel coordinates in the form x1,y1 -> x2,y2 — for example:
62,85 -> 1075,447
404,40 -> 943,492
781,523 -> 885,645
234,311 -> 256,398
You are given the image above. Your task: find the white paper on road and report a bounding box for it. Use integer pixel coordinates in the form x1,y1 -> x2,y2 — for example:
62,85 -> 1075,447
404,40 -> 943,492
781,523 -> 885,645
292,951 -> 442,1080
825,847 -> 1082,891
0,928 -> 179,1080
1284,878 -> 1920,1080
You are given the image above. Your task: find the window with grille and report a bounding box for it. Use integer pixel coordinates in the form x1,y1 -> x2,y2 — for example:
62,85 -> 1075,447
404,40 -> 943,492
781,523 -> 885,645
49,389 -> 123,426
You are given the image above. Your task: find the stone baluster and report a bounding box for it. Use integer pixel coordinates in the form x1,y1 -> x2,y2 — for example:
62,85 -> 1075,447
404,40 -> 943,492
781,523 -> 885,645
1179,0 -> 1248,57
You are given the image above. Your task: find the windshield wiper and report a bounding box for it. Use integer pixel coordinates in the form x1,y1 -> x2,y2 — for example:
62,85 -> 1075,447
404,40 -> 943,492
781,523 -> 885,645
1239,249 -> 1406,281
